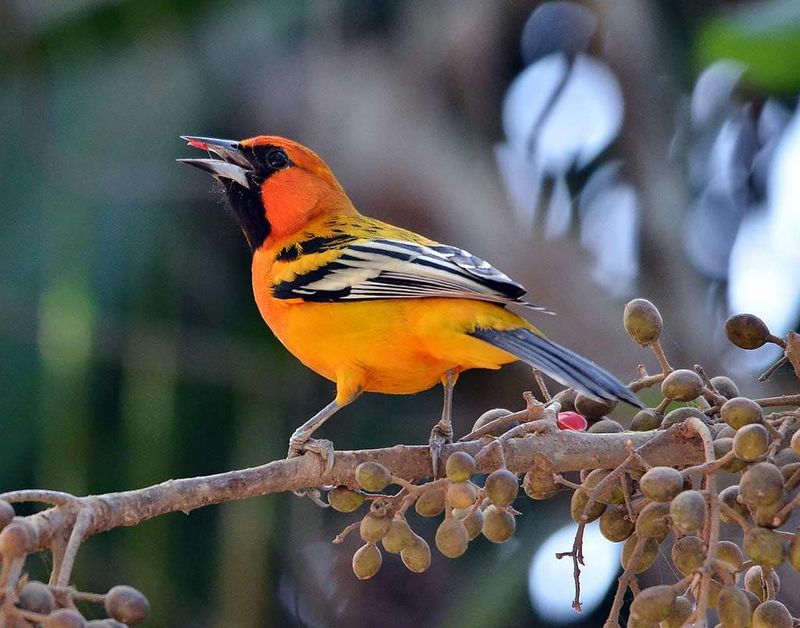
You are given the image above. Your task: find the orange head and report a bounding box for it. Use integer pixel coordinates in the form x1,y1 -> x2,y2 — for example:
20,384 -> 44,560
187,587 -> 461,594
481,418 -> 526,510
179,135 -> 353,250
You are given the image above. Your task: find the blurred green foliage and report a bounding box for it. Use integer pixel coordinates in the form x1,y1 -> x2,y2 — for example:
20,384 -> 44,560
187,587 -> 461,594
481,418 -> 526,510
697,1 -> 800,92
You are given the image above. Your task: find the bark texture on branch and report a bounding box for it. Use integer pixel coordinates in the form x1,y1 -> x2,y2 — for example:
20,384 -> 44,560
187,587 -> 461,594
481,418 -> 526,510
3,428 -> 705,558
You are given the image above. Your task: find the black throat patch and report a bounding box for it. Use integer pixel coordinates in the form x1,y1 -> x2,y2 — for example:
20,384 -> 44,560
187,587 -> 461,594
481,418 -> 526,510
220,178 -> 270,252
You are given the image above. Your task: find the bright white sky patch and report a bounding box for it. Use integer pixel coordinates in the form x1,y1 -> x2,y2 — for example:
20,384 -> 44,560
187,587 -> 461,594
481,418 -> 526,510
728,106 -> 800,335
528,522 -> 621,623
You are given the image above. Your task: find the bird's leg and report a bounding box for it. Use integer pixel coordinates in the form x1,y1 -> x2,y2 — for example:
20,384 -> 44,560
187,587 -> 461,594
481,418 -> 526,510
287,399 -> 343,476
429,369 -> 458,478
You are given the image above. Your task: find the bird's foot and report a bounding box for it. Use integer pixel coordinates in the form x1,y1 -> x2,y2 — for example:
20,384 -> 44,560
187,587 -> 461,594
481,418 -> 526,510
287,435 -> 336,476
428,419 -> 454,478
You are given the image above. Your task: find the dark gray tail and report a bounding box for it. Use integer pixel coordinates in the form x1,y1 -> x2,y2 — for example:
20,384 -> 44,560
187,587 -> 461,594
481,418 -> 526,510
471,327 -> 643,408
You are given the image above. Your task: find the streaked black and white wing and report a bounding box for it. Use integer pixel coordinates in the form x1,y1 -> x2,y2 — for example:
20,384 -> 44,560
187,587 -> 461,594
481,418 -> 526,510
272,238 -> 546,309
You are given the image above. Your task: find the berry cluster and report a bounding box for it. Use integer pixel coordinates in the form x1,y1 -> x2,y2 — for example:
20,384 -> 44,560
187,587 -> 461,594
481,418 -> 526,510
0,507 -> 149,627
332,454 -> 521,580
328,299 -> 800,628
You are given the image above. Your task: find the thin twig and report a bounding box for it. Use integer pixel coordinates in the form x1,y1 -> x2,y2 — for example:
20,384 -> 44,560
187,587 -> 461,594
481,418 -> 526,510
759,356 -> 790,382
650,339 -> 672,374
555,521 -> 585,613
604,535 -> 648,628
532,369 -> 551,402
54,509 -> 93,588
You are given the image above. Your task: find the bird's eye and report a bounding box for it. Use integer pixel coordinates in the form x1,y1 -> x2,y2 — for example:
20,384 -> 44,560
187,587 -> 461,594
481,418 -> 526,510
266,149 -> 290,170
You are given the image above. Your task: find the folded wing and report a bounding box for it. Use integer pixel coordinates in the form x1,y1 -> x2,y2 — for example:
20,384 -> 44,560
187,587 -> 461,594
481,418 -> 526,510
272,238 -> 545,309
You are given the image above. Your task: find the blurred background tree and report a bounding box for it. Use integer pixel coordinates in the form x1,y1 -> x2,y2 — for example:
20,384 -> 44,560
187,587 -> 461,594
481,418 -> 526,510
1,1 -> 798,626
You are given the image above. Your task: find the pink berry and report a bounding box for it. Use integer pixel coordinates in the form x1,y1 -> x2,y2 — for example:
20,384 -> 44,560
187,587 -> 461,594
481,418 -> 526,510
557,411 -> 588,432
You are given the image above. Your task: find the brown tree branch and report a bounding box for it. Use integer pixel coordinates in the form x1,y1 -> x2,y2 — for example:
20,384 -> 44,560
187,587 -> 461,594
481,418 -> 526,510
1,428 -> 705,562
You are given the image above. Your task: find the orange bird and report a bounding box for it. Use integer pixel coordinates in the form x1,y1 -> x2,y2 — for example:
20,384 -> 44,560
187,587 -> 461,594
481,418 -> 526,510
180,135 -> 641,473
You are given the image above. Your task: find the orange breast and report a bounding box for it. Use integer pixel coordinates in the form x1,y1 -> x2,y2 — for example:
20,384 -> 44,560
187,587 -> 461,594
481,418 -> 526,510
251,248 -> 527,402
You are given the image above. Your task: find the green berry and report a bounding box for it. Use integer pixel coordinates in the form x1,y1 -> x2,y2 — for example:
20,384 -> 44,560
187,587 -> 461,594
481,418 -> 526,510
660,369 -> 704,401
381,519 -> 414,554
400,534 -> 431,573
355,462 -> 392,492
445,451 -> 476,483
328,486 -> 365,513
669,490 -> 706,535
435,517 -> 469,558
721,397 -> 763,430
352,543 -> 382,579
623,298 -> 663,346
484,469 -> 518,507
481,505 -> 515,543
639,466 -> 683,503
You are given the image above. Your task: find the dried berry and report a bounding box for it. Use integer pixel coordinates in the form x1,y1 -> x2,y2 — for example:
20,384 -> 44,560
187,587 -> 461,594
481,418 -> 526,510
660,369 -> 704,401
714,437 -> 747,473
710,375 -> 739,399
587,419 -> 624,433
435,517 -> 469,558
669,490 -> 706,534
445,451 -> 476,483
481,505 -> 515,543
574,394 -> 616,419
522,468 -> 559,500
791,429 -> 800,457
470,408 -> 515,435
623,298 -> 663,346
43,609 -> 87,628
621,534 -> 659,573
328,486 -> 365,513
446,482 -> 478,510
635,502 -> 671,539
752,600 -> 792,628
629,584 -> 676,622
484,469 -> 518,507
355,462 -> 392,492
739,463 -> 783,508
570,488 -> 605,523
744,565 -> 780,601
660,595 -> 692,628
716,540 -> 745,573
744,527 -> 786,568
453,507 -> 484,540
0,520 -> 34,558
352,543 -> 382,579
717,585 -> 752,628
721,397 -> 763,430
360,514 -> 392,543
583,469 -> 624,504
630,409 -> 662,431
639,466 -> 683,503
105,585 -> 149,625
599,506 -> 634,542
719,484 -> 750,523
725,314 -> 771,350
733,424 -> 770,461
661,406 -> 708,429
787,531 -> 800,571
18,580 -> 55,615
671,535 -> 705,576
401,534 -> 431,573
415,486 -> 446,517
381,519 -> 414,554
754,495 -> 790,529
552,388 -> 578,412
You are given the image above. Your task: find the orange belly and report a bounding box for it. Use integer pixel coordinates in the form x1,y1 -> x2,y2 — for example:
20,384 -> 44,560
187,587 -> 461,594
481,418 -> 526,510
252,275 -> 527,402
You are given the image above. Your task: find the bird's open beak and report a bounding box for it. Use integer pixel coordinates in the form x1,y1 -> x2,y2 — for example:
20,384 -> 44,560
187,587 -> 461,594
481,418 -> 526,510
178,136 -> 253,189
